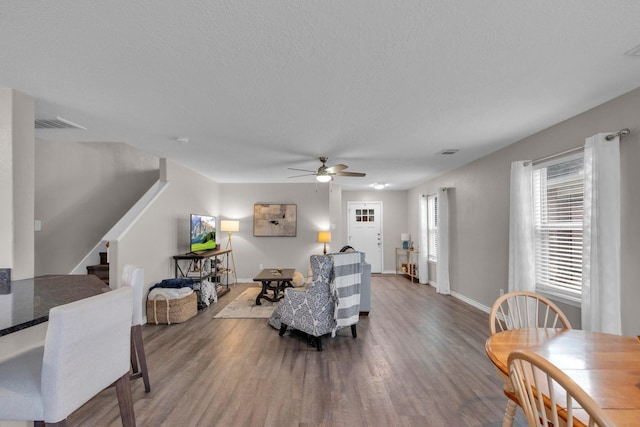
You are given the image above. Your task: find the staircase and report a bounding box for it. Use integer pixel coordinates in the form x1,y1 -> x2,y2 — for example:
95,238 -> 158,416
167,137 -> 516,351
86,252 -> 109,285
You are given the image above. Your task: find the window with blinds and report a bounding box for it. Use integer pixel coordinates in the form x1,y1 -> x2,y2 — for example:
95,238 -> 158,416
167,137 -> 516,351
533,156 -> 584,302
427,194 -> 438,262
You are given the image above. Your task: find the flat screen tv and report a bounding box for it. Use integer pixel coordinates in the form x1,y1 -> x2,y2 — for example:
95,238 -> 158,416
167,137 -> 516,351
190,214 -> 216,252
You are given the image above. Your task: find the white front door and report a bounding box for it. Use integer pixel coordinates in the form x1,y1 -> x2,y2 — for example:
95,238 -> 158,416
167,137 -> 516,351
347,202 -> 383,273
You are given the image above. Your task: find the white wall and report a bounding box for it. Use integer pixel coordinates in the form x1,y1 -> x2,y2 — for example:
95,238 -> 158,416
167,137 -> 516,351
220,183 -> 331,280
408,86 -> 640,336
342,190 -> 408,273
0,90 -> 11,271
330,183 -> 343,245
114,159 -> 221,291
0,90 -> 43,427
0,89 -> 34,280
57,176 -> 407,284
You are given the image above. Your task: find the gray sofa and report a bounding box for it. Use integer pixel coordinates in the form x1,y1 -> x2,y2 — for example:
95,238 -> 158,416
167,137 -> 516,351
360,262 -> 371,315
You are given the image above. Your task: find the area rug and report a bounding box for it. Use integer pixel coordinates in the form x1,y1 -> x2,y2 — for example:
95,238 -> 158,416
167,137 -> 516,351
213,287 -> 279,319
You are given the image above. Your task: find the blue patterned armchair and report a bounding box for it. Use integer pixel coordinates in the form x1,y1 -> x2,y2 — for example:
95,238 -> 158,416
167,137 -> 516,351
269,252 -> 363,351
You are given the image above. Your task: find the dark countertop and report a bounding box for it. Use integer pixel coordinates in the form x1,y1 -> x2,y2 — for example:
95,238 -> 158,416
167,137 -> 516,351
0,274 -> 110,336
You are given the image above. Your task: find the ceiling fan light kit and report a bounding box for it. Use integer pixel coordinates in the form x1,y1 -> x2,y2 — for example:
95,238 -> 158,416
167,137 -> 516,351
289,156 -> 366,183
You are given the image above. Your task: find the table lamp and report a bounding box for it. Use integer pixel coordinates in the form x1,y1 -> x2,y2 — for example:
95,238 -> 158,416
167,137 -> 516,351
401,233 -> 411,250
318,231 -> 331,255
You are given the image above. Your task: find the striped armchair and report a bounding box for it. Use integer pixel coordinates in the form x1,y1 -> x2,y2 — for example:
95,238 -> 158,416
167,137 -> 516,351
270,252 -> 363,351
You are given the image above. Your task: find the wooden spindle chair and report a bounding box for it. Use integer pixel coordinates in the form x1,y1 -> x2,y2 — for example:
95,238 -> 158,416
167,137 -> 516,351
489,291 -> 572,426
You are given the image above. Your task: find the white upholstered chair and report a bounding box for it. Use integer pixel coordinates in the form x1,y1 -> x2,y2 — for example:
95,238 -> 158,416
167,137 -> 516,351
508,349 -> 616,427
0,286 -> 136,426
489,291 -> 572,427
122,264 -> 151,392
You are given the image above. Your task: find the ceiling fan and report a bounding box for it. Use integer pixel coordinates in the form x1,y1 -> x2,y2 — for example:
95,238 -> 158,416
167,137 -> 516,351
288,157 -> 366,182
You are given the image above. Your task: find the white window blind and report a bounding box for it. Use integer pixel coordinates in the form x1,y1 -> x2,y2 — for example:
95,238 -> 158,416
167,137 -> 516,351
427,194 -> 438,262
533,156 -> 584,302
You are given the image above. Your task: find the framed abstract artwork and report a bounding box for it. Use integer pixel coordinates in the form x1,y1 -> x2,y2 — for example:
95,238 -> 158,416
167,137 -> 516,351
253,204 -> 297,237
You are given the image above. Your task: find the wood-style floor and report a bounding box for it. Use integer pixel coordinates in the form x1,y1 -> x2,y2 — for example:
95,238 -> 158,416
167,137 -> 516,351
71,275 -> 526,426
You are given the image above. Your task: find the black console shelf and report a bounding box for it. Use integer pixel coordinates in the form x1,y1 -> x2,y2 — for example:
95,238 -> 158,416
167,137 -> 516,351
173,248 -> 232,304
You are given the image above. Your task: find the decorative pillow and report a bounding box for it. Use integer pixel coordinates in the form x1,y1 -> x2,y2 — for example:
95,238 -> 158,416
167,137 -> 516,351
200,279 -> 217,305
292,271 -> 305,287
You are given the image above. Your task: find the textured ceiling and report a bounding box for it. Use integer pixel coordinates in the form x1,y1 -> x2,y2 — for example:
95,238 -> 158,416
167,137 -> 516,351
2,1 -> 640,190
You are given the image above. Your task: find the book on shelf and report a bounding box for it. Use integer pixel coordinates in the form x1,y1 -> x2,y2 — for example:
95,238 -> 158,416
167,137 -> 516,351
187,270 -> 204,277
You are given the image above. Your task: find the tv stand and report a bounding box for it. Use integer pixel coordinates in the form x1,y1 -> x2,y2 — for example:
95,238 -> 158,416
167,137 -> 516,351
173,248 -> 233,307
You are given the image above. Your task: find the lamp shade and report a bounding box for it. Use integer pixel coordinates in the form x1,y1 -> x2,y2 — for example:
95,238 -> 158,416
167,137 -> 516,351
316,174 -> 332,183
220,220 -> 240,232
401,233 -> 411,242
317,231 -> 332,243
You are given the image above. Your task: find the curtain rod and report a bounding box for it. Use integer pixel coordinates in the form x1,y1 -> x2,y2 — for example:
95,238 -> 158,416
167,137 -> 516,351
525,146 -> 583,166
605,128 -> 631,141
525,128 -> 631,166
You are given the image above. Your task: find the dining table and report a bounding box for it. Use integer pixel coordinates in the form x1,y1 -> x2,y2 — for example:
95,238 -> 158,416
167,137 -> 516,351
485,328 -> 640,426
0,274 -> 110,336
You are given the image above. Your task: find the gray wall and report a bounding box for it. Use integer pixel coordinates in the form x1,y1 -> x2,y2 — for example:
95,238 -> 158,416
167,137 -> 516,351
408,86 -> 640,336
218,185 -> 408,279
34,139 -> 159,275
219,183 -> 332,280
24,85 -> 640,335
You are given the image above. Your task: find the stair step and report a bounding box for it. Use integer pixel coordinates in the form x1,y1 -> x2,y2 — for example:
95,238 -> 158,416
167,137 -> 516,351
87,263 -> 109,285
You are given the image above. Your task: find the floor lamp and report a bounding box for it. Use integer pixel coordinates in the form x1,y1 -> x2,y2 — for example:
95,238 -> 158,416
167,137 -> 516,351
220,220 -> 239,285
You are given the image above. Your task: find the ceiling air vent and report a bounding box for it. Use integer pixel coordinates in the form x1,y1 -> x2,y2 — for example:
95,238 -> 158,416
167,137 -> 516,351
35,116 -> 87,130
437,149 -> 459,155
624,44 -> 640,57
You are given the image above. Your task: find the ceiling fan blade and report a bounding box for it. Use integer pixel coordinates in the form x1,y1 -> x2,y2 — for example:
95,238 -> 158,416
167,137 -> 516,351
288,173 -> 316,178
289,157 -> 366,180
287,167 -> 316,173
334,171 -> 366,177
325,164 -> 348,173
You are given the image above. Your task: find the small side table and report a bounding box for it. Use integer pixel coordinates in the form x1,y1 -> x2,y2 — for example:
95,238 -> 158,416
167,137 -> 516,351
395,248 -> 419,283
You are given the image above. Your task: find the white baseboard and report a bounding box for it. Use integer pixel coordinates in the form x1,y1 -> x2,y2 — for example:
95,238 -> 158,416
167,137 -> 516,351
237,275 -> 493,316
423,282 -> 490,313
450,290 -> 491,314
